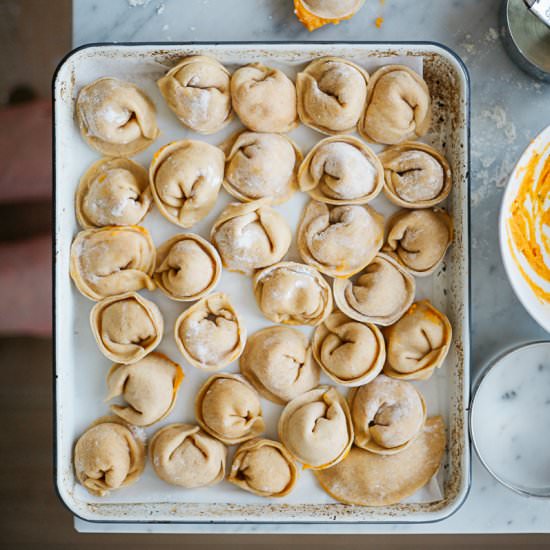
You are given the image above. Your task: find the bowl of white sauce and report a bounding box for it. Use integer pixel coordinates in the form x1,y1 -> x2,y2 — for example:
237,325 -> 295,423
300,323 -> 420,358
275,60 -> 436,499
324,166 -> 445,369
471,341 -> 550,497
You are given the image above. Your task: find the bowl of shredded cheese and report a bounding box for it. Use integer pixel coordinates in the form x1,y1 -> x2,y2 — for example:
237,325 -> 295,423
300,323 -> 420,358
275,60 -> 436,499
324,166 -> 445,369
500,124 -> 550,331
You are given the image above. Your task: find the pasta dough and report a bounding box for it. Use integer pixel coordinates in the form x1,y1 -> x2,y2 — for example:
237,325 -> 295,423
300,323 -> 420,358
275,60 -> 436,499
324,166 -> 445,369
359,65 -> 431,145
333,253 -> 416,326
174,292 -> 246,371
90,291 -> 163,364
314,416 -> 445,506
195,373 -> 265,444
231,63 -> 297,133
228,438 -> 298,497
223,131 -> 301,204
297,200 -> 384,277
348,375 -> 426,454
383,208 -> 453,276
106,352 -> 184,426
149,423 -> 226,488
384,300 -> 452,380
76,157 -> 152,228
157,55 -> 232,134
253,261 -> 332,326
312,312 -> 385,386
70,225 -> 156,301
379,142 -> 452,208
298,136 -> 383,204
297,57 -> 368,135
278,386 -> 353,469
73,416 -> 145,497
149,139 -> 224,228
210,200 -> 292,275
240,326 -> 320,404
76,77 -> 158,156
154,233 -> 221,301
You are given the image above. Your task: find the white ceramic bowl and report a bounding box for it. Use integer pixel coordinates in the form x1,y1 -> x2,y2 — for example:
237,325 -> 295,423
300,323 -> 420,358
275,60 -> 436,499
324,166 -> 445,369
499,124 -> 550,332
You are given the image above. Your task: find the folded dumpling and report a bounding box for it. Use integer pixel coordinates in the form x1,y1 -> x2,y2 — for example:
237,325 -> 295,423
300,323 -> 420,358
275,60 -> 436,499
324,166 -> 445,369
314,416 -> 445,506
154,233 -> 221,301
383,208 -> 453,276
90,291 -> 163,364
174,292 -> 246,371
149,423 -> 226,488
195,373 -> 265,444
73,416 -> 146,497
333,253 -> 416,326
149,139 -> 224,228
210,200 -> 292,275
70,225 -> 156,301
228,438 -> 298,497
359,65 -> 431,145
76,157 -> 152,229
157,55 -> 232,134
253,261 -> 332,326
384,300 -> 452,380
106,352 -> 184,426
76,77 -> 158,156
223,131 -> 302,204
278,386 -> 353,470
297,200 -> 384,277
294,0 -> 365,31
312,312 -> 385,386
379,142 -> 452,208
231,63 -> 297,133
298,136 -> 383,204
240,326 -> 320,404
348,375 -> 426,454
297,57 -> 368,135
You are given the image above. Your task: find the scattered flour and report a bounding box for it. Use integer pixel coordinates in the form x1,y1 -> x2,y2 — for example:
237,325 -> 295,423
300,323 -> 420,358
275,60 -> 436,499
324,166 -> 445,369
127,0 -> 150,7
480,106 -> 517,144
485,27 -> 499,43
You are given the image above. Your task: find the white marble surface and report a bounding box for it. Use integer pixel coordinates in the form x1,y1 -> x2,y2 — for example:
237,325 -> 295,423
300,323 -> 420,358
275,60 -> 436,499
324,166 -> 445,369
72,0 -> 550,534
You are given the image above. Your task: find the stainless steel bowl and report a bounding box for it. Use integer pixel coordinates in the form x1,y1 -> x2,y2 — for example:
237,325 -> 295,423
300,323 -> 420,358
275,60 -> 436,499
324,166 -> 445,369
501,0 -> 550,81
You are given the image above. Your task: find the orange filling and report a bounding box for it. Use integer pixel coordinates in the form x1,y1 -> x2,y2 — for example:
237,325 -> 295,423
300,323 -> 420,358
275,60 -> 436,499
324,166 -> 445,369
508,143 -> 550,303
293,0 -> 354,31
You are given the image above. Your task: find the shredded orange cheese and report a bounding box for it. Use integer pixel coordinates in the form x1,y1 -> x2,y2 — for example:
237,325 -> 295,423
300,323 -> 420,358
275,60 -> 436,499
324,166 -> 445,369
293,0 -> 355,32
508,142 -> 550,302
375,16 -> 384,28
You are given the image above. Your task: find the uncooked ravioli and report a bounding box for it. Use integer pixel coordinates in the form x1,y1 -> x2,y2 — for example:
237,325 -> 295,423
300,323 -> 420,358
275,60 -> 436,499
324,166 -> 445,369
157,55 -> 232,134
297,57 -> 369,135
90,291 -> 163,364
69,225 -> 156,301
174,292 -> 246,371
149,139 -> 224,228
76,157 -> 152,228
223,131 -> 301,204
76,77 -> 158,156
298,136 -> 383,204
297,200 -> 384,277
154,233 -> 221,301
195,373 -> 265,445
240,325 -> 320,404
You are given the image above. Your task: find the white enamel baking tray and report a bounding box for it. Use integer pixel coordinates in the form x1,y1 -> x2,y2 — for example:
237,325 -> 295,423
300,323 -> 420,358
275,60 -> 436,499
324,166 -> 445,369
54,42 -> 470,525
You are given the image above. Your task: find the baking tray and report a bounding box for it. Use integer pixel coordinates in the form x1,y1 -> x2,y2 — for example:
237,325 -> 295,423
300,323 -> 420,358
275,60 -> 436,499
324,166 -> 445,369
53,42 -> 470,524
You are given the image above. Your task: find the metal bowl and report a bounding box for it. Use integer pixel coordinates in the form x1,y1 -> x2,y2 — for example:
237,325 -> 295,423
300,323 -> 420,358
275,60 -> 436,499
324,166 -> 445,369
501,0 -> 550,81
